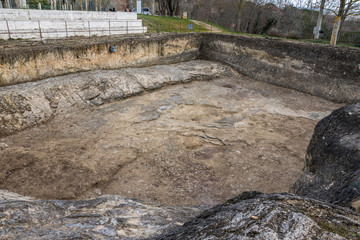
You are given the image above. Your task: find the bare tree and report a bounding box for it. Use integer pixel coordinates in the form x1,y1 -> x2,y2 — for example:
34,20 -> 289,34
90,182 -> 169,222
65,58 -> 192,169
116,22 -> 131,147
237,0 -> 246,31
155,0 -> 179,16
166,0 -> 180,16
326,0 -> 360,21
328,0 -> 360,45
156,0 -> 167,15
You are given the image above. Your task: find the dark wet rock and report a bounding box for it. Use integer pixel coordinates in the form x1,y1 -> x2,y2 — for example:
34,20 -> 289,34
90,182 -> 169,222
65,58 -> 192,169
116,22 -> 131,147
154,192 -> 360,240
291,103 -> 360,207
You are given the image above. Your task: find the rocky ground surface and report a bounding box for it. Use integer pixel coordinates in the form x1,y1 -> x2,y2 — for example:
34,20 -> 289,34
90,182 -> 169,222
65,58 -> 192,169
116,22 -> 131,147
0,192 -> 202,239
0,60 -> 343,207
155,192 -> 360,240
291,103 -> 360,207
1,191 -> 359,239
0,60 -> 230,135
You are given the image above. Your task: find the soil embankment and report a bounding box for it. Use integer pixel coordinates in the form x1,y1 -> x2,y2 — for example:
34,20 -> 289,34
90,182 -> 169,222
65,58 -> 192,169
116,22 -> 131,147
200,33 -> 360,103
0,34 -> 200,86
0,33 -> 359,103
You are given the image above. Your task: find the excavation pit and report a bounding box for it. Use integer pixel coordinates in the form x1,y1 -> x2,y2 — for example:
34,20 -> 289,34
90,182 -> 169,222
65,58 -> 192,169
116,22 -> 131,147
0,60 -> 343,206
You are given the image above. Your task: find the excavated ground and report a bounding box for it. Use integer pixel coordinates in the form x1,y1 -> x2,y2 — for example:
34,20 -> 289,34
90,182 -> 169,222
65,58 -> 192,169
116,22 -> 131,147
0,69 -> 343,207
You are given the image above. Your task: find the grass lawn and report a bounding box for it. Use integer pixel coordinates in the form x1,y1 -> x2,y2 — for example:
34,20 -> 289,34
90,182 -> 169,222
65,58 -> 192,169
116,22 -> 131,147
138,15 -> 208,33
300,39 -> 359,48
138,15 -> 358,48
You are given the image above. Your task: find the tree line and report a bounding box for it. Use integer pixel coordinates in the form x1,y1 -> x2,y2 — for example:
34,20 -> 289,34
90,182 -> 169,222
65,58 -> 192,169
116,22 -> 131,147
184,0 -> 360,46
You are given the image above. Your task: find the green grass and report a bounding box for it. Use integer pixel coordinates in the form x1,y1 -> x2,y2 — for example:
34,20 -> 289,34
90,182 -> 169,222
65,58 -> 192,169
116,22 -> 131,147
138,15 -> 208,33
139,15 -> 359,48
300,39 -> 358,47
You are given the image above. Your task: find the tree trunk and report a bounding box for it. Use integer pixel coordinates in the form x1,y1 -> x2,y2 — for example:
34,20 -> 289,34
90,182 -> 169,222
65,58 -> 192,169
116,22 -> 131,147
338,0 -> 353,36
152,0 -> 155,15
330,16 -> 342,46
314,0 -> 325,39
330,0 -> 345,46
167,0 -> 173,16
236,0 -> 245,31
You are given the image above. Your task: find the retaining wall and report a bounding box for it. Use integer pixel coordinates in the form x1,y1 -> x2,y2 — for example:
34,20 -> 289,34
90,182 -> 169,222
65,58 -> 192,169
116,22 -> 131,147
0,20 -> 145,40
0,9 -> 146,40
0,9 -> 137,21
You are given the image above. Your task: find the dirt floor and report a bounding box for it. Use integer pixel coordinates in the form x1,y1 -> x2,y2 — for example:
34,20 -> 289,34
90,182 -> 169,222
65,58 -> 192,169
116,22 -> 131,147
0,74 -> 343,207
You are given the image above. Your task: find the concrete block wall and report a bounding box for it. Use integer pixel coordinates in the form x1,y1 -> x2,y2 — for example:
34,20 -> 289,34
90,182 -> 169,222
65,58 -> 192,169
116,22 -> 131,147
0,9 -> 146,40
0,9 -> 138,21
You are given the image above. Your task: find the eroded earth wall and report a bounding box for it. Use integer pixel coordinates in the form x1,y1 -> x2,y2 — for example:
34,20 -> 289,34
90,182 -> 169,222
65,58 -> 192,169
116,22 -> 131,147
200,33 -> 360,103
0,34 -> 200,87
1,33 -> 359,103
0,60 -> 231,136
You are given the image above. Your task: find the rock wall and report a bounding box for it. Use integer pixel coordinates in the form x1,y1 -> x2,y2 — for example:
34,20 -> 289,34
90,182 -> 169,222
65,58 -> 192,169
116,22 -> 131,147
200,33 -> 360,103
291,103 -> 360,207
0,33 -> 200,87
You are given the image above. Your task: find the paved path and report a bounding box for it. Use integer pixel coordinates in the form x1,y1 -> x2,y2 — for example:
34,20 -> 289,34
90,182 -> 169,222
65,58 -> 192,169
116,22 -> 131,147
191,20 -> 225,33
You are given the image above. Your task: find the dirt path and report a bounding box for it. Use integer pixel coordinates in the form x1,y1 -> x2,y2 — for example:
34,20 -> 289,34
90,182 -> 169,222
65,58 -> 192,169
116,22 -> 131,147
191,20 -> 225,33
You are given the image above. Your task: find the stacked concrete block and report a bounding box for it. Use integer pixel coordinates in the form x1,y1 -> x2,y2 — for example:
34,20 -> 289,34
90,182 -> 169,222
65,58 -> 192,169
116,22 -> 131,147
0,9 -> 146,40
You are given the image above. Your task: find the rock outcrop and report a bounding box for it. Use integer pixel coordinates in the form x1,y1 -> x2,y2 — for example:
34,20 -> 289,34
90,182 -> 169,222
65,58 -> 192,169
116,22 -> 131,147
291,103 -> 360,207
1,191 -> 360,239
0,192 -> 202,239
0,60 -> 233,136
155,192 -> 360,240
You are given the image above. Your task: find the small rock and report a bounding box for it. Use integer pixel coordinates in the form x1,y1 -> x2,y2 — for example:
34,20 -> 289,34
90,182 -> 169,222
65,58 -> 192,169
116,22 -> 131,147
94,189 -> 102,195
0,143 -> 9,149
354,64 -> 360,73
251,216 -> 259,220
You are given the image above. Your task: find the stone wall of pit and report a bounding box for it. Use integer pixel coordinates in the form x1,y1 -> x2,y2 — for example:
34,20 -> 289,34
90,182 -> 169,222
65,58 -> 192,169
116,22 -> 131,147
0,33 -> 200,87
200,33 -> 360,103
0,33 -> 359,103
